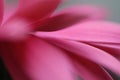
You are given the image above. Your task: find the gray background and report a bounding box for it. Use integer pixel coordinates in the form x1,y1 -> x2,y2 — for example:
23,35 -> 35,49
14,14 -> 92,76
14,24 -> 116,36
62,0 -> 120,22
6,0 -> 120,22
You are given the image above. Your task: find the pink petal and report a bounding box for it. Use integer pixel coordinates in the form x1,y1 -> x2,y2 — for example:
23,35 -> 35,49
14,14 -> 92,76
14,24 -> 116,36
84,42 -> 120,59
35,21 -> 120,43
0,37 -> 74,80
0,0 -> 3,24
70,53 -> 113,80
37,5 -> 107,31
7,0 -> 61,26
35,38 -> 120,76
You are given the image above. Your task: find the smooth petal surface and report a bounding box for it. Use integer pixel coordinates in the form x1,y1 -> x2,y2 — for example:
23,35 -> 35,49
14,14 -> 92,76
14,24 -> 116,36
9,0 -> 61,24
35,21 -> 120,43
38,5 -> 106,31
33,35 -> 120,75
57,39 -> 120,75
0,0 -> 3,24
0,37 -> 73,80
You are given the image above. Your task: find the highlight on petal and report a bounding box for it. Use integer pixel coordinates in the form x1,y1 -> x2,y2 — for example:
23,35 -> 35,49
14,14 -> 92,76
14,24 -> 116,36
35,21 -> 120,43
10,0 -> 62,24
0,37 -> 74,80
37,5 -> 107,31
0,0 -> 3,24
0,18 -> 31,41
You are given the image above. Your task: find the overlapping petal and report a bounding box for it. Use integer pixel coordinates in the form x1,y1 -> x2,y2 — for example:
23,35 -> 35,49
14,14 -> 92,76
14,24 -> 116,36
71,55 -> 113,80
38,5 -> 106,31
35,21 -> 120,43
34,37 -> 120,75
34,21 -> 120,75
0,37 -> 73,80
82,42 -> 120,59
0,0 -> 120,80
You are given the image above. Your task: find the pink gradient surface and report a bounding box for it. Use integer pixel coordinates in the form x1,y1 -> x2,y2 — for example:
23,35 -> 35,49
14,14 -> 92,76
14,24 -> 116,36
0,0 -> 120,80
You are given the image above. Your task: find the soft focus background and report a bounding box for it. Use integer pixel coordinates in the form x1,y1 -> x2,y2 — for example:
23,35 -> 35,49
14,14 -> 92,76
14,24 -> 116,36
1,0 -> 120,80
63,0 -> 120,22
5,0 -> 120,22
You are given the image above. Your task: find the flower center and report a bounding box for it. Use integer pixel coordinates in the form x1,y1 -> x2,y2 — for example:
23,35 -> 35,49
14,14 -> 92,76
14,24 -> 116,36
0,18 -> 31,41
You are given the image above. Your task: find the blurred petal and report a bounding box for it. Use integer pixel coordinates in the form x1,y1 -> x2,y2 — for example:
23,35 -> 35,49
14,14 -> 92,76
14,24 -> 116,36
3,3 -> 18,23
38,5 -> 107,31
70,53 -> 113,80
35,21 -> 120,43
57,5 -> 107,20
0,0 -> 3,24
0,37 -> 73,80
8,0 -> 61,24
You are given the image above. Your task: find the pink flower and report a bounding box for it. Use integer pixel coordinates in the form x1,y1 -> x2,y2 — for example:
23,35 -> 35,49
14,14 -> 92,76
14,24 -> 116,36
0,0 -> 120,80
